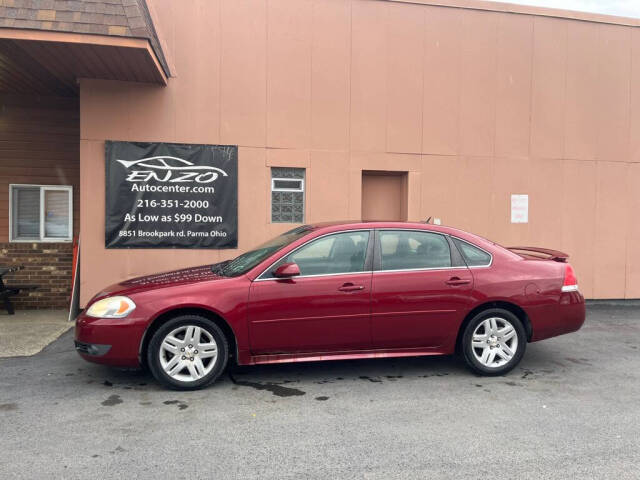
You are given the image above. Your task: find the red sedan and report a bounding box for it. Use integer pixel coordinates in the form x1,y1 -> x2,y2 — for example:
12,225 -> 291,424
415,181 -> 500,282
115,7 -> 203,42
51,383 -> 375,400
75,222 -> 585,390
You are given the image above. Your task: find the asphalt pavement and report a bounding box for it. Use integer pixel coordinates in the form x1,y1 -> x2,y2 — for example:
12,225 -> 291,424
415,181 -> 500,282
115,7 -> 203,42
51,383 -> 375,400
1,304 -> 639,479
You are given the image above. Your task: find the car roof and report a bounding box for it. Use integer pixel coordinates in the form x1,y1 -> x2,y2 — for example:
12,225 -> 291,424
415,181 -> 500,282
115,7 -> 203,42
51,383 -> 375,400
305,220 -> 464,236
303,221 -> 501,251
307,220 -> 434,228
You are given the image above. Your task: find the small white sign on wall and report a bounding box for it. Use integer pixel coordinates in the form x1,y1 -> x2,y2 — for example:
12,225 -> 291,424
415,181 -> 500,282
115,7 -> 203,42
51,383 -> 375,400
511,194 -> 528,223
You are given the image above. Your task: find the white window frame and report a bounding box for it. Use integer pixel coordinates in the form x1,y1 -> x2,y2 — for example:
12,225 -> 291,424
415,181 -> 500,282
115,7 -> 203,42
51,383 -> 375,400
271,177 -> 305,192
9,184 -> 73,243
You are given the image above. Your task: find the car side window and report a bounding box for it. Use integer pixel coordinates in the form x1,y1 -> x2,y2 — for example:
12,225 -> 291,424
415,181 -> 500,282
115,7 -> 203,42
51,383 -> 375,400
267,231 -> 370,277
452,238 -> 491,267
378,230 -> 451,271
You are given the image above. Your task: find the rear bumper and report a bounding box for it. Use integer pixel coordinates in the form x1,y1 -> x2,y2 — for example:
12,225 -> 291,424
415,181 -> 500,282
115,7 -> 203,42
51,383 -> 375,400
74,312 -> 145,367
529,291 -> 586,342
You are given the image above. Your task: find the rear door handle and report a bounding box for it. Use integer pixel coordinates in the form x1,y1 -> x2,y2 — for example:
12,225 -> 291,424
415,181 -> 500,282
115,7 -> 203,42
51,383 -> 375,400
445,277 -> 471,286
338,283 -> 365,292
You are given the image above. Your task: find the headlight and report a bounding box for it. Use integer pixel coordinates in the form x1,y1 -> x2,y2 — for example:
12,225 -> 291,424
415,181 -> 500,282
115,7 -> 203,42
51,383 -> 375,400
86,296 -> 136,318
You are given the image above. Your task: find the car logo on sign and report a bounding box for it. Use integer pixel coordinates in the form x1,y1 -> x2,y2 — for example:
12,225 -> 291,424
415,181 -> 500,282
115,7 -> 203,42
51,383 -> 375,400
117,156 -> 228,183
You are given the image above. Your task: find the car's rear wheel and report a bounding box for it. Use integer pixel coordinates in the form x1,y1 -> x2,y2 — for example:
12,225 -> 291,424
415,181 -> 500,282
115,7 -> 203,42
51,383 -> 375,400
147,315 -> 228,390
461,308 -> 526,376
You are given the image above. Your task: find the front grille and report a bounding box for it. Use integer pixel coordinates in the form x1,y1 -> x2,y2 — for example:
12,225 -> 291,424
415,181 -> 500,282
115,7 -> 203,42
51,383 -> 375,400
74,341 -> 111,356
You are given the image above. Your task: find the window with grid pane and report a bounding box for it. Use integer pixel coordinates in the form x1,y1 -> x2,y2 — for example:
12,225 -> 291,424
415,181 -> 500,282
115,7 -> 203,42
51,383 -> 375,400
271,167 -> 305,223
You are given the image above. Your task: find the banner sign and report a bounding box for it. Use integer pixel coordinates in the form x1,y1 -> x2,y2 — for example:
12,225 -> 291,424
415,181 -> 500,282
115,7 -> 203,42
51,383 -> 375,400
105,141 -> 238,249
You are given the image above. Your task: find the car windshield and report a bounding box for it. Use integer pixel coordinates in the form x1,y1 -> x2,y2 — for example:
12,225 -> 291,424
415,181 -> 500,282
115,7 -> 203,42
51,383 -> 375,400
217,226 -> 312,277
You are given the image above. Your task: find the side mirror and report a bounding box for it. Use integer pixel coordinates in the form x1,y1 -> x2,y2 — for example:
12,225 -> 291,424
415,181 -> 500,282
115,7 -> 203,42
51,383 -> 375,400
272,262 -> 301,278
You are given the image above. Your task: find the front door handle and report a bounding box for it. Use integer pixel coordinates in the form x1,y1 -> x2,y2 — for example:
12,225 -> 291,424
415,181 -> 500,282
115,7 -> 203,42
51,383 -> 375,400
445,277 -> 471,286
338,282 -> 365,292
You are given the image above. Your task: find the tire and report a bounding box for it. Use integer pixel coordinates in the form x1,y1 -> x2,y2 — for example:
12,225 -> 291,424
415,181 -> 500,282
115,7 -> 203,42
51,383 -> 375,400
147,315 -> 229,390
461,308 -> 526,376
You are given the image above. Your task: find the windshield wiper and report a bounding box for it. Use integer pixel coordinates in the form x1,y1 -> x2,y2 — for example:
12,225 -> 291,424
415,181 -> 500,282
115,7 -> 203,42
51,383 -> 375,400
210,260 -> 231,275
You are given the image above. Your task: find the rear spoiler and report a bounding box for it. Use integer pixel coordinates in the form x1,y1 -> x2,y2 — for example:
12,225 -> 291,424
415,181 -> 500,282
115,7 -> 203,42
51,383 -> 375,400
507,246 -> 569,262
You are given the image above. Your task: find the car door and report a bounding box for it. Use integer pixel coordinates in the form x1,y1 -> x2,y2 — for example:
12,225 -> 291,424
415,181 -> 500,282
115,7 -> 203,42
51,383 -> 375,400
248,230 -> 373,355
370,229 -> 474,349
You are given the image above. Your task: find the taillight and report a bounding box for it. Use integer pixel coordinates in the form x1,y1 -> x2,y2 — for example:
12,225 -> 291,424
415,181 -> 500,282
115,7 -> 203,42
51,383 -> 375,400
562,264 -> 578,292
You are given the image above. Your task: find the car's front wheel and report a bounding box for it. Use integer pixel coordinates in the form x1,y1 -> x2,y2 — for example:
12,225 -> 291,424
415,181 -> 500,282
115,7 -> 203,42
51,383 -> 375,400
147,315 -> 228,390
461,308 -> 526,376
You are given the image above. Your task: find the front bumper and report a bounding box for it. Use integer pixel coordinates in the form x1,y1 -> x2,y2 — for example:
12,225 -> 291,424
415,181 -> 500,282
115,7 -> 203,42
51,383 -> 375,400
75,312 -> 146,367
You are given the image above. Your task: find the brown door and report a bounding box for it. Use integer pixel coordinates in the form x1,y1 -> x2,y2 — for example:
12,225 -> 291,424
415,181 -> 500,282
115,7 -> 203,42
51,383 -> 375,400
361,171 -> 407,221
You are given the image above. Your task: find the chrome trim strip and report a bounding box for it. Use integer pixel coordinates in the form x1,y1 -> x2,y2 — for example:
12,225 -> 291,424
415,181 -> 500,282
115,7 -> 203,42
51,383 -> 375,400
371,309 -> 456,317
252,311 -> 371,324
373,266 -> 468,274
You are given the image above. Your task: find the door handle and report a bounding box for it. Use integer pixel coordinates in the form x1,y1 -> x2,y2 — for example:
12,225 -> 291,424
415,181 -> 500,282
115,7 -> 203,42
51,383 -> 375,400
445,277 -> 471,286
338,283 -> 365,292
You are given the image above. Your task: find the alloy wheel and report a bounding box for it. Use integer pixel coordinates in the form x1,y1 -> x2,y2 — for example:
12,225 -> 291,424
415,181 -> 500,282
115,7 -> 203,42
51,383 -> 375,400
471,317 -> 518,368
159,325 -> 218,383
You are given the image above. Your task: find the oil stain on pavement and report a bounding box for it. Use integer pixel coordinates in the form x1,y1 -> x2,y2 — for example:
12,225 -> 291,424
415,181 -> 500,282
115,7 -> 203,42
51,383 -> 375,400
229,374 -> 306,397
163,400 -> 188,410
101,394 -> 123,406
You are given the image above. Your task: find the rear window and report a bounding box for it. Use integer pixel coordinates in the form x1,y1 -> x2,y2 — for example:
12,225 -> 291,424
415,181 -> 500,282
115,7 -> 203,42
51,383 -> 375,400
452,238 -> 491,267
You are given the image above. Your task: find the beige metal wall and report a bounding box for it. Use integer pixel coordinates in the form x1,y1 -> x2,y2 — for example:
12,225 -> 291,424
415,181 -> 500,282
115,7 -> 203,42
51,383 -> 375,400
79,0 -> 640,304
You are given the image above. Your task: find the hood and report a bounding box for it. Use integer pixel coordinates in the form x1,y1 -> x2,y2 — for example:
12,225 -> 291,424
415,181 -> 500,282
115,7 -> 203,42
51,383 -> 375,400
92,264 -> 226,300
121,264 -> 222,286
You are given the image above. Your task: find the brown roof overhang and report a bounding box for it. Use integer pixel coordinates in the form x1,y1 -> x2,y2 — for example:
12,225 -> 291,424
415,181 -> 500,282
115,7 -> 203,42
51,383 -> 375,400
0,28 -> 167,96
